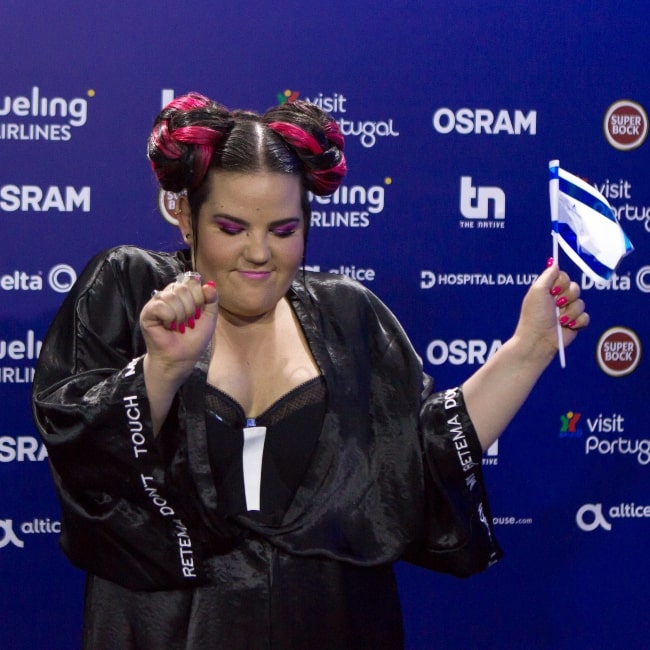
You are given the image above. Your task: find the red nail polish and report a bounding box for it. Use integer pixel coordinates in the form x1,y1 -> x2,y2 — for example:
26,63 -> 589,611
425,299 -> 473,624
187,317 -> 195,329
559,315 -> 570,325
568,320 -> 577,328
206,280 -> 216,288
178,322 -> 186,334
547,257 -> 554,267
550,286 -> 561,296
556,296 -> 568,307
195,307 -> 201,319
170,321 -> 177,331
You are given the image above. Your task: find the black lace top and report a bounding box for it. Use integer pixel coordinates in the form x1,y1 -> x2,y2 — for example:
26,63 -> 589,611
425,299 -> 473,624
205,376 -> 327,524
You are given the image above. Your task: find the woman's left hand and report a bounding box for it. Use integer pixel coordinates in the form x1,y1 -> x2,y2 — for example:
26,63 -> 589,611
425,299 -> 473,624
463,260 -> 590,450
514,259 -> 590,358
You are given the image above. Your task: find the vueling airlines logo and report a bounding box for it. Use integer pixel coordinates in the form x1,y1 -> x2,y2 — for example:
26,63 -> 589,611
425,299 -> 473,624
0,87 -> 93,142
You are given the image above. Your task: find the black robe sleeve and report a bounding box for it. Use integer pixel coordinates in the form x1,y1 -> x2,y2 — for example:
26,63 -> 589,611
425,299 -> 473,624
412,382 -> 502,575
360,286 -> 503,576
31,246 -> 215,589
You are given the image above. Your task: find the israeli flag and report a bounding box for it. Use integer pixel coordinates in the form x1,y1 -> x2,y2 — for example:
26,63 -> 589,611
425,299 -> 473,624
549,161 -> 634,283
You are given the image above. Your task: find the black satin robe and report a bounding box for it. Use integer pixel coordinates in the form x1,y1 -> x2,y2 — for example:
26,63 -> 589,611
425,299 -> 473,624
32,246 -> 502,649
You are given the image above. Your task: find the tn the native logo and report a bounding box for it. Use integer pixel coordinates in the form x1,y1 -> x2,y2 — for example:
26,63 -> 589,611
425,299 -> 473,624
460,176 -> 505,219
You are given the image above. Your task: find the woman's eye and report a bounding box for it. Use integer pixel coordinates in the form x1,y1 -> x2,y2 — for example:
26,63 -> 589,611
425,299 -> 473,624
272,220 -> 300,237
272,226 -> 297,237
217,221 -> 244,235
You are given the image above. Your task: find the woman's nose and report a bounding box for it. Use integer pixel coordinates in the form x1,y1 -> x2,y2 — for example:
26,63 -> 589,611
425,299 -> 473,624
244,231 -> 270,263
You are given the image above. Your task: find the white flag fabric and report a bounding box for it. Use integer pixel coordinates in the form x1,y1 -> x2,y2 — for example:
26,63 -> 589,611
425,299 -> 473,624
549,161 -> 634,283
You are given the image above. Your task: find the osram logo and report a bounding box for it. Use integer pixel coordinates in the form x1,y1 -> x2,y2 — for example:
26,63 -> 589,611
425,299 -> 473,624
426,339 -> 502,366
0,185 -> 90,212
0,436 -> 48,462
433,108 -> 537,135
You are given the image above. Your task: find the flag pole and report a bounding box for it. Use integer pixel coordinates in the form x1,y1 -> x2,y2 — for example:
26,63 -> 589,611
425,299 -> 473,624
549,159 -> 566,368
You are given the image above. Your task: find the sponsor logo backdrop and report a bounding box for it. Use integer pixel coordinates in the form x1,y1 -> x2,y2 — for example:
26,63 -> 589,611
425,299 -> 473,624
1,3 -> 648,648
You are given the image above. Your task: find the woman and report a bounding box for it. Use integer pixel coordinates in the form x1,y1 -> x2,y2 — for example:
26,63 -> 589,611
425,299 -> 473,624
32,92 -> 588,649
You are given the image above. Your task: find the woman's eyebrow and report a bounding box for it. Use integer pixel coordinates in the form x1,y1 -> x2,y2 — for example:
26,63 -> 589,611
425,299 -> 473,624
269,217 -> 301,227
213,214 -> 301,227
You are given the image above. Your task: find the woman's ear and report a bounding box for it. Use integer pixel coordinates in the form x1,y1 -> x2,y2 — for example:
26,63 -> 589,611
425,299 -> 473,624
174,194 -> 192,241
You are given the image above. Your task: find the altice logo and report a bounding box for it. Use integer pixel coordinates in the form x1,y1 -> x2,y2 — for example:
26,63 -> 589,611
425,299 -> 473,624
0,519 -> 24,548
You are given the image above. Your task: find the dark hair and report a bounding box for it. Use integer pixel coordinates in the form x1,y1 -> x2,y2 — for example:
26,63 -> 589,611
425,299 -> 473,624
147,92 -> 347,250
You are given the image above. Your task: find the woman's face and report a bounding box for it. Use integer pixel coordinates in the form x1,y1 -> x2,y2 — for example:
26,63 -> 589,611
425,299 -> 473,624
183,170 -> 305,322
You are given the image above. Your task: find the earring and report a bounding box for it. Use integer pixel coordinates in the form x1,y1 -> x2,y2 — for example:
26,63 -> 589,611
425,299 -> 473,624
185,233 -> 191,240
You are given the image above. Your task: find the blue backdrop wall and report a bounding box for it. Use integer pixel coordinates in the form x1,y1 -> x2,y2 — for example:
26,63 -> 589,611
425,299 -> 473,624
1,2 -> 648,648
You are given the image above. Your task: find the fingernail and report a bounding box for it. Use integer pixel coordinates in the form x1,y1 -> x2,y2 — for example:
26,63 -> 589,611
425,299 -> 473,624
559,315 -> 570,325
170,321 -> 177,331
195,307 -> 201,319
556,296 -> 568,307
547,257 -> 554,267
550,286 -> 562,296
187,317 -> 195,329
568,320 -> 577,328
206,280 -> 216,288
178,322 -> 186,333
